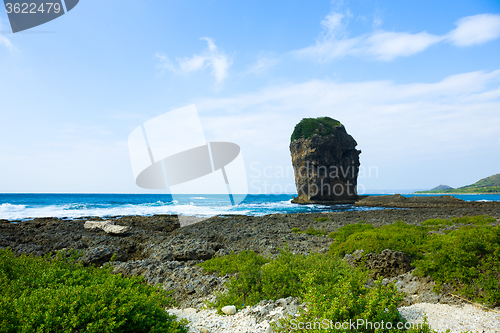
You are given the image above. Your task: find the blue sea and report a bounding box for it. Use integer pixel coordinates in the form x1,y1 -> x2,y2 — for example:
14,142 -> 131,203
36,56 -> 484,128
0,193 -> 499,221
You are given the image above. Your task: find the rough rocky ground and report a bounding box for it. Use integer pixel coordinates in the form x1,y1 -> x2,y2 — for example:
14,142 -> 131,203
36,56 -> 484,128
1,199 -> 500,331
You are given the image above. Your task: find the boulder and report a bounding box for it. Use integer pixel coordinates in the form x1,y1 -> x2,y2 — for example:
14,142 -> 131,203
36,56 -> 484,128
84,221 -> 113,229
221,305 -> 236,315
102,224 -> 130,235
290,117 -> 361,204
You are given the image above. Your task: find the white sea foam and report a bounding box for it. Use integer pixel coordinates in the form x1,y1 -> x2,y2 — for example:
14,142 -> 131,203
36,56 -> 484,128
0,203 -> 26,212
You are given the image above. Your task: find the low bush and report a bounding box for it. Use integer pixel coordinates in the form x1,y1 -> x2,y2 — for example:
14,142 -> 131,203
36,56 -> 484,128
421,218 -> 453,226
451,215 -> 496,225
314,217 -> 330,222
328,221 -> 374,242
327,216 -> 500,306
200,248 -> 434,332
329,221 -> 428,260
0,248 -> 188,333
413,225 -> 500,306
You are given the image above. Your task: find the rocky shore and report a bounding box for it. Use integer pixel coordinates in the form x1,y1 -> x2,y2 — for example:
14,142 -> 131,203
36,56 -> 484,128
1,197 -> 500,332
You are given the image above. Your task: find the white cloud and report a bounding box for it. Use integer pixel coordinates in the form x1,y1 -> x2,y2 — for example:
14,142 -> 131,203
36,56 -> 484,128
448,14 -> 500,47
295,11 -> 500,62
156,37 -> 232,83
321,12 -> 346,40
197,70 -> 500,190
0,18 -> 14,51
363,31 -> 443,61
244,55 -> 280,76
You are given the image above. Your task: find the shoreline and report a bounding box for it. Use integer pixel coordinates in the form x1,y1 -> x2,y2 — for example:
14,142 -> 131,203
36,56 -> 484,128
2,206 -> 500,332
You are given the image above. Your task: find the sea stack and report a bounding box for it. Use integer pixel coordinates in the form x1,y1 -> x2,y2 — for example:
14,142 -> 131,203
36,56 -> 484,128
290,117 -> 361,204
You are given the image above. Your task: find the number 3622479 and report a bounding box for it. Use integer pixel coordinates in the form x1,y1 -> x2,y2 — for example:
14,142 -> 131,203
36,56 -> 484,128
5,2 -> 62,14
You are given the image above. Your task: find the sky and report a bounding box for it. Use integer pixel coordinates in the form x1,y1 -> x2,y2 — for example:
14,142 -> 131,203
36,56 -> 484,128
1,0 -> 500,194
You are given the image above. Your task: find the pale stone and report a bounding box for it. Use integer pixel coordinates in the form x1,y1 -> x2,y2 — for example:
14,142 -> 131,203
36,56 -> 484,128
102,224 -> 130,234
199,327 -> 209,333
83,221 -> 113,229
183,307 -> 197,314
221,305 -> 236,315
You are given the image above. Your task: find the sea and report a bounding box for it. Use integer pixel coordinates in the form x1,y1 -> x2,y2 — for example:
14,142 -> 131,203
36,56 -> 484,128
1,193 -> 499,221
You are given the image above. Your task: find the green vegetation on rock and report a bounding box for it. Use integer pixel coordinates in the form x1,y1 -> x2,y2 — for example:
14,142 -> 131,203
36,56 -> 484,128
0,248 -> 188,333
329,221 -> 428,260
328,216 -> 500,306
199,215 -> 499,331
413,225 -> 500,306
290,117 -> 342,142
199,248 -> 423,332
416,174 -> 500,194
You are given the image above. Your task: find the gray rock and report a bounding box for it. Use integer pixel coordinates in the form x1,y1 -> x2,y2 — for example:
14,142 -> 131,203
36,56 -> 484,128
78,245 -> 127,266
364,249 -> 413,278
102,224 -> 130,235
84,221 -> 112,230
290,118 -> 361,204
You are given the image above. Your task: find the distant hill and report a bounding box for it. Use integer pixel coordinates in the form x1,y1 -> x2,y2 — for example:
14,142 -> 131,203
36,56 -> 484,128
430,185 -> 454,191
416,174 -> 500,194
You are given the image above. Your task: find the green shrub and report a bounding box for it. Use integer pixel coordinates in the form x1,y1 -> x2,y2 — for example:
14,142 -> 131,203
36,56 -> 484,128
283,272 -> 407,332
421,218 -> 453,226
0,248 -> 188,333
200,248 -> 436,332
198,250 -> 268,276
314,217 -> 330,222
304,227 -> 326,236
328,221 -> 374,242
292,227 -> 301,233
329,221 -> 428,260
291,117 -> 342,142
413,225 -> 500,306
451,215 -> 496,225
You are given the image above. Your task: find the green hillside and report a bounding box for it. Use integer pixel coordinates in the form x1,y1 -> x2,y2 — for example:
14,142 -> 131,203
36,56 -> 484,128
416,174 -> 500,194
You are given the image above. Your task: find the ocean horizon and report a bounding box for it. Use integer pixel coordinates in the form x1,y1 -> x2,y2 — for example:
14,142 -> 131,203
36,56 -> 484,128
1,192 -> 499,221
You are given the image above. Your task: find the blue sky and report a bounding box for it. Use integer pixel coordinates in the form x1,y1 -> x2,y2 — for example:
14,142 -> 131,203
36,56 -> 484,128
1,0 -> 500,194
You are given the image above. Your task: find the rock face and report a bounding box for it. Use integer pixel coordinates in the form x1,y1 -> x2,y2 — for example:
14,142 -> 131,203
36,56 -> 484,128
343,249 -> 413,278
290,117 -> 361,204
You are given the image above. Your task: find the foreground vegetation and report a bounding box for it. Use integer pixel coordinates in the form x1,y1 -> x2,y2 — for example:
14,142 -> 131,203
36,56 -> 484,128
327,216 -> 500,306
0,249 -> 188,333
199,215 -> 499,332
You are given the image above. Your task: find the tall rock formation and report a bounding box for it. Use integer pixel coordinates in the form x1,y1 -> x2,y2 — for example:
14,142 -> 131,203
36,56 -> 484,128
290,117 -> 361,204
